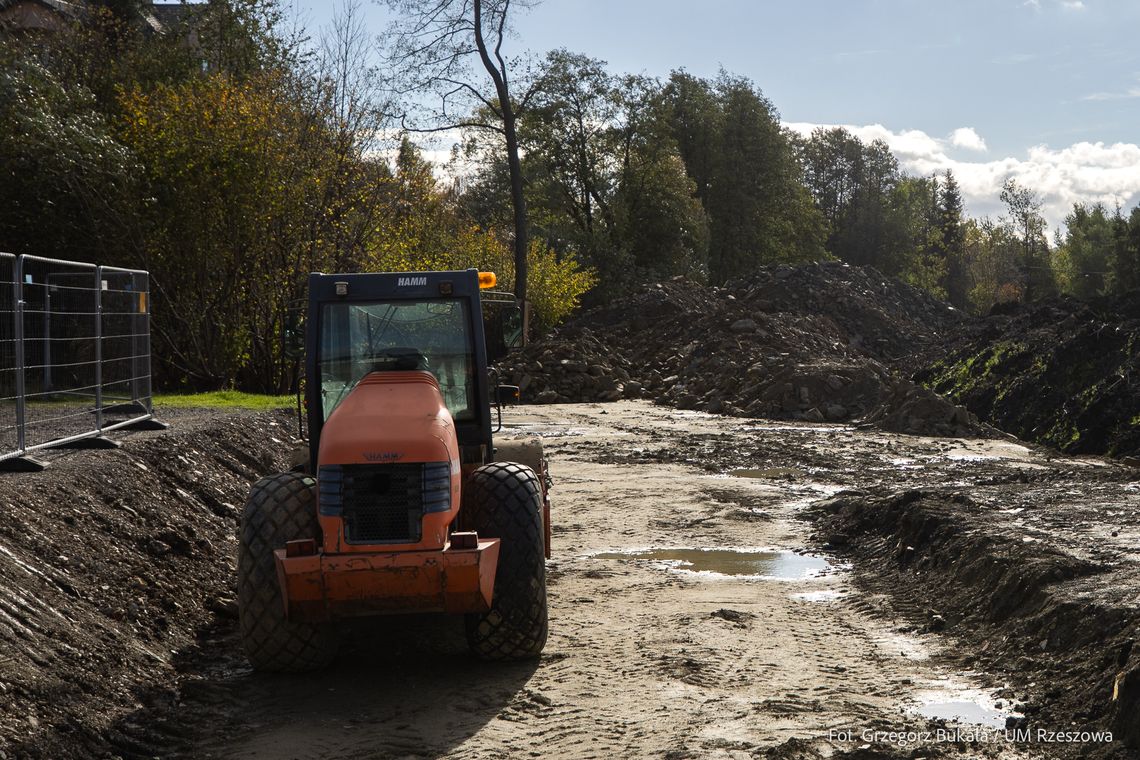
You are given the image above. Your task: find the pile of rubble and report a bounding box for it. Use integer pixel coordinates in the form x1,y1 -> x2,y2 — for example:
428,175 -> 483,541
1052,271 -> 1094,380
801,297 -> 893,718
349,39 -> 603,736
499,262 -> 983,437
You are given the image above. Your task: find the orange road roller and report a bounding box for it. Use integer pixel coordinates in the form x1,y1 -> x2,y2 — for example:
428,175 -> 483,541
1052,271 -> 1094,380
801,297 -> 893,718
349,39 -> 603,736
237,269 -> 549,671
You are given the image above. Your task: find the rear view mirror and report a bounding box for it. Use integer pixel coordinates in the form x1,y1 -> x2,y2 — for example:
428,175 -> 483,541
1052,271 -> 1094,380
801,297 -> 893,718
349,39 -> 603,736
496,385 -> 520,405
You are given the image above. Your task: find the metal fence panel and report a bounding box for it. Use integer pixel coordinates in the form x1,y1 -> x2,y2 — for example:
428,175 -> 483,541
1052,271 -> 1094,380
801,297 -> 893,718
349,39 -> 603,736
0,254 -> 17,459
20,256 -> 101,450
0,255 -> 158,465
99,266 -> 153,430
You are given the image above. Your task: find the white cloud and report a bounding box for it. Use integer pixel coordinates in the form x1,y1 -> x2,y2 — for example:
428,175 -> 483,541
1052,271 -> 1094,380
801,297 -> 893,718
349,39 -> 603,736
784,121 -> 1140,230
1023,0 -> 1087,11
949,127 -> 988,152
1082,78 -> 1140,101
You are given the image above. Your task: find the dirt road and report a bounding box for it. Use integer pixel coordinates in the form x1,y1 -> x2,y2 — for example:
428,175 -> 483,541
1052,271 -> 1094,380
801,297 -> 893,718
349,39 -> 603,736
173,401 -> 1138,760
5,402 -> 1135,758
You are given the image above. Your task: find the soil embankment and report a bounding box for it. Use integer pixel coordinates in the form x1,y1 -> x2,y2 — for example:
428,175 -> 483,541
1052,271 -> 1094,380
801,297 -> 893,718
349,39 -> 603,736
916,292 -> 1140,459
813,489 -> 1140,751
501,265 -> 1138,463
0,409 -> 294,758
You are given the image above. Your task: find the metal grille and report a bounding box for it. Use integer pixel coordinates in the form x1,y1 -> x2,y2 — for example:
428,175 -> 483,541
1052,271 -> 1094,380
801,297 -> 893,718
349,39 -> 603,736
340,463 -> 424,544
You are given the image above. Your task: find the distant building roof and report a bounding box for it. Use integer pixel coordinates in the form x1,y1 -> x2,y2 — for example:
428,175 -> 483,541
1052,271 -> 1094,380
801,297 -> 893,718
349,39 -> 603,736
0,0 -> 86,34
147,2 -> 205,34
0,0 -> 84,14
1,0 -> 206,35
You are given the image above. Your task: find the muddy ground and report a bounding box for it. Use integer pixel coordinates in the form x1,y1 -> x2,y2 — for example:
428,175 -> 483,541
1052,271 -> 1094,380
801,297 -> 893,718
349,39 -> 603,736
1,402 -> 1138,759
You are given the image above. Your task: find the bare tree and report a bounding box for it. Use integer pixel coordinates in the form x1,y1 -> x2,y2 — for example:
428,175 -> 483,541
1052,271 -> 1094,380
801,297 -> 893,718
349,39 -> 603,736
382,0 -> 535,311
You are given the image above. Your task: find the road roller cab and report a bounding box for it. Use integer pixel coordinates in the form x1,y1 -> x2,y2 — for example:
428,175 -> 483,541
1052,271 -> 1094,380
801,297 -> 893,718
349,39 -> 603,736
237,269 -> 549,671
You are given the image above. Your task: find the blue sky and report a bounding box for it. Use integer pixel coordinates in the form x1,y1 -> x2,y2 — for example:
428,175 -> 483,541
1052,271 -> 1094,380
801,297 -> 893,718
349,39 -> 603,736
286,0 -> 1140,228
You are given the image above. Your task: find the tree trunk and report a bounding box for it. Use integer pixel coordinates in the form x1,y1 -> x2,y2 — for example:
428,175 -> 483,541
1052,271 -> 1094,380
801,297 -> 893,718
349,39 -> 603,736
473,0 -> 529,318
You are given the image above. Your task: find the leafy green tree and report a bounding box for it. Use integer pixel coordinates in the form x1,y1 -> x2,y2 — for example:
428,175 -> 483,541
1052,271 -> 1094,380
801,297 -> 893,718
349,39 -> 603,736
614,136 -> 710,283
659,72 -> 719,203
521,50 -> 623,272
939,170 -> 969,308
895,175 -> 947,299
799,127 -> 911,274
662,71 -> 825,282
846,138 -> 904,271
1000,178 -> 1054,301
0,52 -> 139,263
1055,203 -> 1113,298
798,126 -> 863,231
461,51 -> 708,294
1108,205 -> 1140,296
964,216 -> 1022,312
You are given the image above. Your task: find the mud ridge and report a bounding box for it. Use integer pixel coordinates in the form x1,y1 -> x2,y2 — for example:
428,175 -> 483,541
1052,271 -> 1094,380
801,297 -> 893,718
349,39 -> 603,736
811,490 -> 1140,757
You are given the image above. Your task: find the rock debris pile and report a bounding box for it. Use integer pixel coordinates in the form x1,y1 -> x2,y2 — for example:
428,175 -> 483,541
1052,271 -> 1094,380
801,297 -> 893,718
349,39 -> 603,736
499,262 -> 984,437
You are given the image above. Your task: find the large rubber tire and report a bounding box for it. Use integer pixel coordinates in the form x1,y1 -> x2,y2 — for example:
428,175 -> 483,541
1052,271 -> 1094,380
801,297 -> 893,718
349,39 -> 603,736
464,462 -> 548,660
238,472 -> 338,672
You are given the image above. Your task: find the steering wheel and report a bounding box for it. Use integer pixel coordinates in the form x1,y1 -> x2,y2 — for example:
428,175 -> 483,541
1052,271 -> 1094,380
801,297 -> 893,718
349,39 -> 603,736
371,347 -> 430,372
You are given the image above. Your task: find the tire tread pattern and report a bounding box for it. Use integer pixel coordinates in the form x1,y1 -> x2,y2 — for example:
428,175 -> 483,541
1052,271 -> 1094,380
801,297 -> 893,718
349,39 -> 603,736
238,472 -> 338,671
464,462 -> 548,660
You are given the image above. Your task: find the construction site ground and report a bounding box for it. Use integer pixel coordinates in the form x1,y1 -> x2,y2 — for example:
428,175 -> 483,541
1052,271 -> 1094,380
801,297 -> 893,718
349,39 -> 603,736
2,402 -> 1137,759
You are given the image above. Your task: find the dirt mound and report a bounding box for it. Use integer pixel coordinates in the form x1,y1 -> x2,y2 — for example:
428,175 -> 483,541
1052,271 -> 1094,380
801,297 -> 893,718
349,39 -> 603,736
916,292 -> 1140,459
0,410 -> 293,758
501,262 -> 981,437
812,490 -> 1140,755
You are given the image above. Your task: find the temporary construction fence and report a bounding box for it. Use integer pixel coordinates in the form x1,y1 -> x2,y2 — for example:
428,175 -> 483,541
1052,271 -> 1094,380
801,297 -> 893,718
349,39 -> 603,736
0,253 -> 165,471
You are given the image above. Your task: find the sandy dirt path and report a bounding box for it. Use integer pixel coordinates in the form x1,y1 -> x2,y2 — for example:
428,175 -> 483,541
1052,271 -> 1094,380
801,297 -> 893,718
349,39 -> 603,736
201,402 -> 1045,760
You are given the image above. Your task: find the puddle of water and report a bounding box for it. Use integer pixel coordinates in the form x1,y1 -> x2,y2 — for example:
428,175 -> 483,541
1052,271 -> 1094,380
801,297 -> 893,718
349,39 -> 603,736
908,684 -> 1019,729
914,699 -> 1013,729
593,547 -> 831,580
729,467 -> 803,479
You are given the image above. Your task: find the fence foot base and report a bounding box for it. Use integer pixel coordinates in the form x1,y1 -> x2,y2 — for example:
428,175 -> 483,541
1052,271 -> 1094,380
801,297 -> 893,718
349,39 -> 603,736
49,436 -> 120,451
121,417 -> 169,432
0,456 -> 48,472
